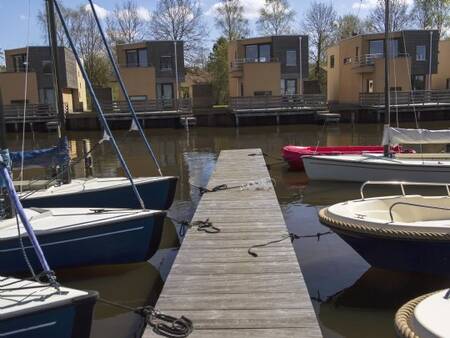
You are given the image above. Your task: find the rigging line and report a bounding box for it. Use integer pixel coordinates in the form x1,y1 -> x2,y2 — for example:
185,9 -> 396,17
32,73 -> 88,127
401,31 -> 419,129
391,31 -> 399,127
87,0 -> 163,177
53,0 -> 146,210
19,0 -> 32,194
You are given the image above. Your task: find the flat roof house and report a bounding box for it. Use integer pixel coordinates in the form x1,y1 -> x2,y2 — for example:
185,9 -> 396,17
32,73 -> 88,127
0,46 -> 87,112
116,40 -> 185,101
228,35 -> 309,97
327,30 -> 439,106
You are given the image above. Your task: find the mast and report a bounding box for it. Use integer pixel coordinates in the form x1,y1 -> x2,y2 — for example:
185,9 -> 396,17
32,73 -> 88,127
0,90 -> 6,150
384,0 -> 390,155
46,0 -> 65,137
0,90 -> 12,219
46,0 -> 71,183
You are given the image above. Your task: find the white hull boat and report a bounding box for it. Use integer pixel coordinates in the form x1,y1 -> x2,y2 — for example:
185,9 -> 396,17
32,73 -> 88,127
395,289 -> 450,338
303,153 -> 450,182
0,276 -> 97,338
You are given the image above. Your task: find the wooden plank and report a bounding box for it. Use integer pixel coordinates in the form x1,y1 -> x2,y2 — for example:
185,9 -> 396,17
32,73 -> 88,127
144,148 -> 322,338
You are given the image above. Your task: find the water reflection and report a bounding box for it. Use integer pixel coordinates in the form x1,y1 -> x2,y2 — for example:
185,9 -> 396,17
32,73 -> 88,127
5,121 -> 449,338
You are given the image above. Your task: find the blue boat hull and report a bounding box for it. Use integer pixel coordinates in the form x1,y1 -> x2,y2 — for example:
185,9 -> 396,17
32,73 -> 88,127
0,291 -> 97,338
335,229 -> 450,275
0,212 -> 165,275
22,176 -> 178,210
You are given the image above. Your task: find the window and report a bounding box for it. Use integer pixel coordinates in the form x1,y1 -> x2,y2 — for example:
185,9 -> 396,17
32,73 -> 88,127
389,40 -> 399,57
245,45 -> 258,61
356,47 -> 359,58
286,50 -> 297,66
42,60 -> 52,74
343,57 -> 352,64
157,83 -> 174,99
254,91 -> 272,96
416,45 -> 426,61
281,79 -> 297,95
160,56 -> 172,71
258,44 -> 271,62
369,40 -> 384,56
126,48 -> 148,67
412,75 -> 425,90
13,54 -> 26,72
130,95 -> 147,101
367,80 -> 374,93
245,44 -> 271,62
330,55 -> 335,69
39,88 -> 55,105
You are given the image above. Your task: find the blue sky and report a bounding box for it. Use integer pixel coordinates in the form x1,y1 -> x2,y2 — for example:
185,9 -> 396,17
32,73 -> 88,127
0,0 -> 380,51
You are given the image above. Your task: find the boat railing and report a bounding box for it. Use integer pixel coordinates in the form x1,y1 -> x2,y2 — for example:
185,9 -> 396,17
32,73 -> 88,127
389,202 -> 450,222
360,181 -> 450,200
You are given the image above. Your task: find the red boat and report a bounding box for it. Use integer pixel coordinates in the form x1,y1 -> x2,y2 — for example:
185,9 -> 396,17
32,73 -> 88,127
282,145 -> 408,171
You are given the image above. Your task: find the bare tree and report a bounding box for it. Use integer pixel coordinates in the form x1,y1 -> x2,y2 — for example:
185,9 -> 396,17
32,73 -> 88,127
257,0 -> 296,35
37,5 -> 110,87
149,0 -> 207,63
37,4 -> 77,47
106,0 -> 148,45
365,0 -> 412,32
413,0 -> 450,37
335,14 -> 364,41
215,0 -> 250,40
303,2 -> 337,82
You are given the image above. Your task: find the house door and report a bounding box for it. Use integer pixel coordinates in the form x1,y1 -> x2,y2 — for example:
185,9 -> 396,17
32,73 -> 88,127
367,80 -> 374,93
158,83 -> 174,99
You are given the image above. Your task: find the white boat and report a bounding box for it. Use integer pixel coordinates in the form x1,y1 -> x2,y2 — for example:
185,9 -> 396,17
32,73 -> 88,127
303,126 -> 450,183
395,289 -> 450,338
319,181 -> 450,274
0,207 -> 165,274
0,276 -> 97,338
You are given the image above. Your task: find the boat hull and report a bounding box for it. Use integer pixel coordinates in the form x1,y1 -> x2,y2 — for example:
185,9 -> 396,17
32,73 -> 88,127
0,212 -> 165,275
282,145 -> 404,171
21,176 -> 178,210
0,291 -> 97,338
303,156 -> 450,182
335,229 -> 450,274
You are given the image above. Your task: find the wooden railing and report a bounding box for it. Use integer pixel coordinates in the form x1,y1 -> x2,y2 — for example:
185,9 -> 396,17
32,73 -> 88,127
97,98 -> 192,114
2,104 -> 57,123
360,90 -> 450,106
230,57 -> 280,71
230,94 -> 327,110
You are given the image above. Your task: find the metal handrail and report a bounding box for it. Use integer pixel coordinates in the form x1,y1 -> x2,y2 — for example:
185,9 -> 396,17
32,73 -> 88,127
389,201 -> 450,222
360,181 -> 450,200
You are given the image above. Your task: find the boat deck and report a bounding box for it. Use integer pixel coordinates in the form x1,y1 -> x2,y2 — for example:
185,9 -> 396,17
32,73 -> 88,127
144,148 -> 322,338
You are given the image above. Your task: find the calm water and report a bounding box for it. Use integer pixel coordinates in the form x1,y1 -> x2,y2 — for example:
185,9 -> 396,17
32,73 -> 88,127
6,121 -> 450,338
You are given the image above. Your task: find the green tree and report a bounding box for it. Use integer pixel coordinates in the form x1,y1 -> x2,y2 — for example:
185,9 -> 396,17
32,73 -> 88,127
335,14 -> 363,41
207,37 -> 229,105
413,0 -> 450,37
257,0 -> 295,35
215,0 -> 250,40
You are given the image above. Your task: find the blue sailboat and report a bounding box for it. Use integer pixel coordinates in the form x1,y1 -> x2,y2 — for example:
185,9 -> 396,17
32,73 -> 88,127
0,145 -> 97,338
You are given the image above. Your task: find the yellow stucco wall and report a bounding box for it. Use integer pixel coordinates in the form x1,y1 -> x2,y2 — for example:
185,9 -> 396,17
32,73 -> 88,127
76,64 -> 87,111
118,67 -> 156,100
0,72 -> 39,104
62,90 -> 73,112
242,62 -> 281,96
327,45 -> 340,102
432,40 -> 450,90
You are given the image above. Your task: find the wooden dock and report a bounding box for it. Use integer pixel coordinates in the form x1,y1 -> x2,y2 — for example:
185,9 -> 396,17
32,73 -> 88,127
144,149 -> 322,338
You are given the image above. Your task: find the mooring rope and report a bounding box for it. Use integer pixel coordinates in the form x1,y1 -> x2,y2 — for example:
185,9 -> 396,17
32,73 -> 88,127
98,297 -> 193,338
190,178 -> 274,196
248,231 -> 333,257
171,217 -> 221,237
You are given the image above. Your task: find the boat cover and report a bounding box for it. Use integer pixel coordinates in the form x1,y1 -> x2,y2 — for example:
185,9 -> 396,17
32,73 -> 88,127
9,137 -> 70,169
382,126 -> 450,145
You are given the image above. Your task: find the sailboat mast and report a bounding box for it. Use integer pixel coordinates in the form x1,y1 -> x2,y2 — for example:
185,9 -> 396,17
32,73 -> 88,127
0,90 -> 6,149
45,0 -> 65,138
384,0 -> 390,124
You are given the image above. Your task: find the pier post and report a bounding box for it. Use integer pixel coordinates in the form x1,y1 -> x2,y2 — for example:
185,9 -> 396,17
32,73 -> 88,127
82,139 -> 93,177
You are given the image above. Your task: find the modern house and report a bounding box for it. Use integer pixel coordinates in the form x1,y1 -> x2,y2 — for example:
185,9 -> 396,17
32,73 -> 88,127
116,40 -> 185,101
432,39 -> 450,90
0,46 -> 87,112
327,30 -> 439,107
228,35 -> 309,97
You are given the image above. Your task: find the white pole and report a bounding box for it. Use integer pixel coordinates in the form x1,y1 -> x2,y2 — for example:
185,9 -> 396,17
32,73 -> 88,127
174,40 -> 180,101
428,31 -> 433,90
299,36 -> 303,95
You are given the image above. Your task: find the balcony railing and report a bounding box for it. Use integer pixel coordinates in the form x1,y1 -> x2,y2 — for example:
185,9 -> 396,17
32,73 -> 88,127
230,57 -> 279,71
97,98 -> 192,114
360,90 -> 450,106
353,53 -> 409,66
2,104 -> 57,123
230,94 -> 327,110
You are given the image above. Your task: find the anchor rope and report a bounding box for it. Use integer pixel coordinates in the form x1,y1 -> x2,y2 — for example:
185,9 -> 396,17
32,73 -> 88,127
97,297 -> 193,338
170,217 -> 220,237
190,178 -> 274,196
248,231 -> 333,257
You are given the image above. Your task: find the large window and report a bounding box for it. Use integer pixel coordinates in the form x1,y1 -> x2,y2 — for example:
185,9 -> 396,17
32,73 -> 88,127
330,55 -> 335,68
160,56 -> 172,71
245,44 -> 271,62
281,79 -> 297,95
13,54 -> 27,72
42,60 -> 52,74
412,75 -> 426,90
416,45 -> 426,61
126,48 -> 148,67
369,39 -> 398,57
286,50 -> 297,66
